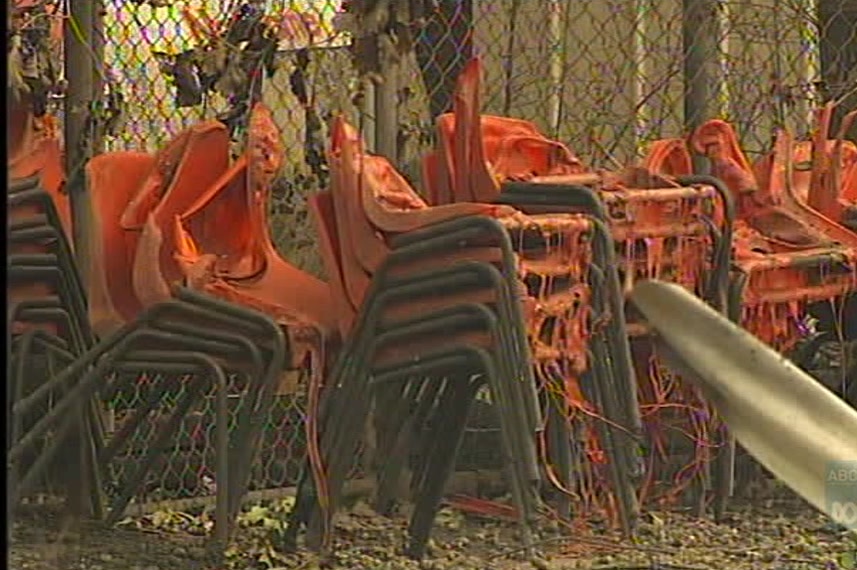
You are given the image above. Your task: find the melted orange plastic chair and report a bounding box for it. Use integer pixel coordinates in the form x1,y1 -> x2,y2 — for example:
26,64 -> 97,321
647,120 -> 855,253
330,118 -> 540,296
689,119 -> 832,249
744,130 -> 857,344
84,152 -> 157,337
742,117 -> 857,250
430,57 -> 713,299
645,121 -> 857,348
327,117 -> 515,311
428,57 -> 587,205
8,95 -> 71,240
788,106 -> 857,226
173,104 -> 338,369
776,139 -> 857,203
331,116 -> 603,399
128,121 -> 231,308
760,129 -> 857,250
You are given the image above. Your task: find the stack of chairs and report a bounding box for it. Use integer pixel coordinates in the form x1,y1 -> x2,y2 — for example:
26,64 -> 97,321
7,175 -> 103,521
425,57 -> 734,516
76,111 -> 317,550
645,115 -> 857,357
8,107 -> 300,554
284,115 -> 640,559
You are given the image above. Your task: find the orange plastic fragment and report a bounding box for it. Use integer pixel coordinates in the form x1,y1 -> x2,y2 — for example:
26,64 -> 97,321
308,192 -> 358,337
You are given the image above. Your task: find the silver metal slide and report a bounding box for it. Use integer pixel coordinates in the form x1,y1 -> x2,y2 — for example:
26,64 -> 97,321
630,280 -> 857,528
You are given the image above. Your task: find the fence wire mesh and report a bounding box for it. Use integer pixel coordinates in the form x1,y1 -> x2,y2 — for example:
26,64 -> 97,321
15,0 -> 856,508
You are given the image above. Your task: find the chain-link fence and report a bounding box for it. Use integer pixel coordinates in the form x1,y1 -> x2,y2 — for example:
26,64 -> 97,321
23,0 -> 856,509
93,0 -> 857,235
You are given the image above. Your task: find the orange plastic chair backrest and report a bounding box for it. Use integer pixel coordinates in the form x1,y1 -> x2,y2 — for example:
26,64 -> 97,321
85,152 -> 155,335
333,115 -> 516,233
173,104 -> 288,282
326,116 -> 377,309
174,155 -> 265,280
331,117 -> 391,270
121,127 -> 197,231
130,122 -> 230,307
308,191 -> 357,337
421,149 -> 447,206
642,139 -> 693,177
122,120 -> 230,229
690,120 -> 758,197
448,56 -> 585,203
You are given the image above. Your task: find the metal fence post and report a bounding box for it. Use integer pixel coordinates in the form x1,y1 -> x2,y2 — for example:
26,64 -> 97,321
374,53 -> 398,164
820,0 -> 857,139
682,0 -> 721,173
63,0 -> 99,274
415,0 -> 474,122
91,0 -> 105,155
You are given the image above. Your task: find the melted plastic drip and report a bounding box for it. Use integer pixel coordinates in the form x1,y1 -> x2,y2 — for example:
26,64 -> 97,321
506,218 -> 593,409
741,257 -> 857,350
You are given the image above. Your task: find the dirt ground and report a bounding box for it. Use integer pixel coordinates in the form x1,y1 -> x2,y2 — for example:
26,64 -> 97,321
10,490 -> 857,570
